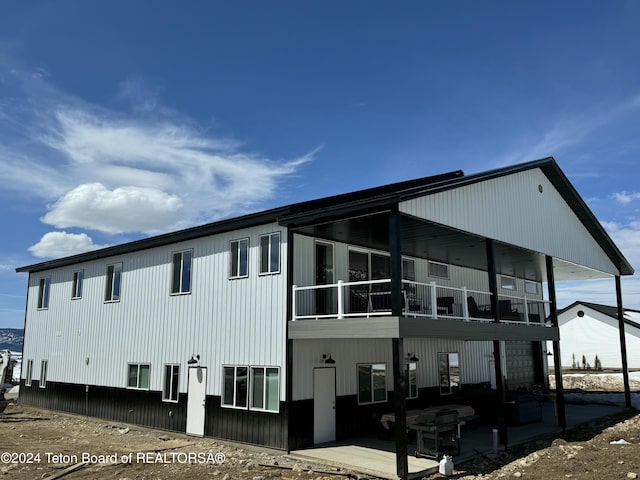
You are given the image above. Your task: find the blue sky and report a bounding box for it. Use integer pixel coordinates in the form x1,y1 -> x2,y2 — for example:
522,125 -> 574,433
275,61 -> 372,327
1,2 -> 640,329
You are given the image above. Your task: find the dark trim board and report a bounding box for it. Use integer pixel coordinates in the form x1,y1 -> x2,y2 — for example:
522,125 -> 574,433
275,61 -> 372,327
18,381 -> 288,450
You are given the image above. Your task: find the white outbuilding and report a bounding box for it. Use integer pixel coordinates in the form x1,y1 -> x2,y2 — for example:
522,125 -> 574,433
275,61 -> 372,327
552,301 -> 640,370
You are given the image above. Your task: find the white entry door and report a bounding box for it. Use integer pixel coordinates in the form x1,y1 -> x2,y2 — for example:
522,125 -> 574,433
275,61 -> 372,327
186,366 -> 207,437
313,367 -> 336,444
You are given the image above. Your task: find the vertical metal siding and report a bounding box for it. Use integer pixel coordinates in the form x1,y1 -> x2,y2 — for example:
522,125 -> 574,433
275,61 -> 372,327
22,222 -> 288,400
292,338 -> 493,400
400,169 -> 618,275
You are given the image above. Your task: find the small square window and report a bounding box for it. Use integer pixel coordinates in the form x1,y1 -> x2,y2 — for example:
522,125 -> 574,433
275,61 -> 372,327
259,233 -> 281,275
72,270 -> 83,299
230,239 -> 249,278
127,363 -> 150,389
428,261 -> 449,279
500,275 -> 516,290
38,277 -> 51,309
171,250 -> 192,294
163,364 -> 180,402
525,280 -> 538,294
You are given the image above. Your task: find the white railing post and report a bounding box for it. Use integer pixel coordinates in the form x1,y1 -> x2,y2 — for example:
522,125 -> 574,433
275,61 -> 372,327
430,281 -> 437,318
462,286 -> 469,321
523,295 -> 529,325
337,280 -> 344,319
292,285 -> 297,321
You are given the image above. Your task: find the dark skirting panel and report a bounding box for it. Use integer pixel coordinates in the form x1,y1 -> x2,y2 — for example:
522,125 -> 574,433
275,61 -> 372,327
18,381 -> 288,450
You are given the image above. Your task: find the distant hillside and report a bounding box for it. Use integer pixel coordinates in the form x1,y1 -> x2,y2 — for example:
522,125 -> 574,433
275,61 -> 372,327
0,328 -> 24,352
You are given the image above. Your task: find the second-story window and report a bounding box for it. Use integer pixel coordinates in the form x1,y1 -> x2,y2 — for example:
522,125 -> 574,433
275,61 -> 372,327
72,270 -> 83,299
171,250 -> 192,294
230,238 -> 249,279
105,263 -> 123,302
259,232 -> 280,275
37,277 -> 51,309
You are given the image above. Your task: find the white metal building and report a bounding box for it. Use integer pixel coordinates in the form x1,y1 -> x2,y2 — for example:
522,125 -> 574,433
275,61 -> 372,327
552,301 -> 640,369
17,157 -> 634,479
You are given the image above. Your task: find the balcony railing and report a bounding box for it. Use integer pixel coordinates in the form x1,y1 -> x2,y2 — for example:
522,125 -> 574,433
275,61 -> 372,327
292,279 -> 551,326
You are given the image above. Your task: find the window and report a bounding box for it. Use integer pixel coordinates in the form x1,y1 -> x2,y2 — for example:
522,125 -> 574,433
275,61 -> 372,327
127,363 -> 150,389
25,359 -> 33,386
438,353 -> 460,395
163,364 -> 180,402
250,367 -> 279,412
357,363 -> 387,404
105,263 -> 123,302
40,360 -> 48,388
402,258 -> 416,281
72,270 -> 83,299
428,261 -> 449,279
259,233 -> 281,274
230,239 -> 249,278
525,280 -> 538,294
405,362 -> 418,399
171,250 -> 192,294
222,366 -> 248,408
500,275 -> 516,290
37,277 -> 51,309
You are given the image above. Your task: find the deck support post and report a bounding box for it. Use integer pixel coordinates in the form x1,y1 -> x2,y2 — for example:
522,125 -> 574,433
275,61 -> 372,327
546,255 -> 567,430
486,239 -> 508,446
389,209 -> 408,480
616,275 -> 632,408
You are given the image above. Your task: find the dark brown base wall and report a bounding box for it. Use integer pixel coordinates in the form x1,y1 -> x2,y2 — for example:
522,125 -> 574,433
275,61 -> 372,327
18,380 -> 289,450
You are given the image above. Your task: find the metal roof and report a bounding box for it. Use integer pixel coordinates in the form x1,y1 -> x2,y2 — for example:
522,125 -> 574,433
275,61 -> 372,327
16,157 -> 634,276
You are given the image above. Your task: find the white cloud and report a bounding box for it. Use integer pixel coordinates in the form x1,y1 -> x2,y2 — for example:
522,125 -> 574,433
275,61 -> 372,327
0,70 -> 315,240
42,183 -> 183,235
28,232 -> 108,259
0,265 -> 12,271
614,191 -> 640,205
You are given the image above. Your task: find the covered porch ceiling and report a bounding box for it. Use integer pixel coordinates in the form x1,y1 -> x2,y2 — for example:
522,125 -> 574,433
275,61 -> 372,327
291,211 -> 612,283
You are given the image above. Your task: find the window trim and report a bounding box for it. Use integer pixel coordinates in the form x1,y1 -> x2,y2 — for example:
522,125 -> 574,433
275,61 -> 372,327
222,365 -> 249,409
229,238 -> 249,279
249,366 -> 280,413
72,270 -> 83,299
162,364 -> 180,403
25,359 -> 34,386
428,260 -> 449,280
171,249 -> 193,295
105,262 -> 123,303
258,232 -> 281,275
500,275 -> 517,291
357,362 -> 388,405
37,277 -> 51,310
127,363 -> 151,390
40,360 -> 48,389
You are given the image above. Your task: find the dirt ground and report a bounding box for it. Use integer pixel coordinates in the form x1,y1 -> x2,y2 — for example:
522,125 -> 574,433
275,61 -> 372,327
1,399 -> 639,480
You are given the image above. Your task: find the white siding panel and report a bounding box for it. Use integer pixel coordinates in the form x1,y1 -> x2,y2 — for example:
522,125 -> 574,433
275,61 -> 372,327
22,223 -> 288,399
292,338 -> 493,400
400,169 -> 618,275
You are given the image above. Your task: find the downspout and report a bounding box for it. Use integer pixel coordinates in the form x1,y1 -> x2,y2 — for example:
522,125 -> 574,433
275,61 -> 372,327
390,208 -> 408,480
486,239 -> 507,446
546,255 -> 566,429
615,276 -> 632,408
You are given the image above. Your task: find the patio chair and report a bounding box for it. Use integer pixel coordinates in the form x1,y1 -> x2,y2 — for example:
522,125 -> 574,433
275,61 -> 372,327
412,409 -> 460,460
436,296 -> 455,315
467,296 -> 493,319
498,299 -> 521,321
